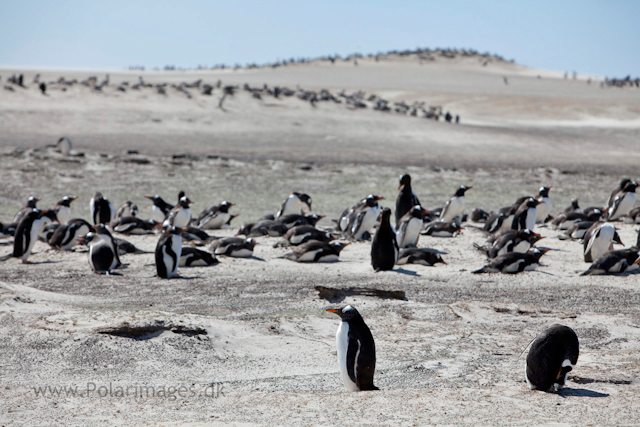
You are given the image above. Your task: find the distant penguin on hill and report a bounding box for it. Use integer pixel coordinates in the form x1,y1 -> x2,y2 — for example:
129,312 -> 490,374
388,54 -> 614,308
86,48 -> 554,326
439,185 -> 472,223
90,192 -> 115,225
163,196 -> 193,228
395,174 -> 421,227
583,222 -> 622,262
52,196 -> 77,224
276,192 -> 312,218
396,205 -> 429,248
535,186 -> 553,223
580,248 -> 640,275
145,195 -> 174,222
371,208 -> 398,271
13,196 -> 40,223
607,181 -> 638,221
57,137 -> 72,156
526,324 -> 579,392
327,306 -> 378,392
196,201 -> 235,229
155,226 -> 185,278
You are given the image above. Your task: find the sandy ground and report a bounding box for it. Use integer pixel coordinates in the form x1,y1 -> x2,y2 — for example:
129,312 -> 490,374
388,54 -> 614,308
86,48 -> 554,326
1,58 -> 640,426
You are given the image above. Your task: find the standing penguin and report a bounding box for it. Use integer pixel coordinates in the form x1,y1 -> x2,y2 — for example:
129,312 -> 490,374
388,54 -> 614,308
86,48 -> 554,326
163,196 -> 193,228
52,196 -> 77,224
145,195 -> 174,222
196,201 -> 235,229
395,174 -> 421,227
114,201 -> 138,219
81,232 -> 118,274
512,198 -> 542,231
607,181 -> 638,221
348,195 -> 383,240
326,306 -> 378,392
13,196 -> 40,223
439,185 -> 472,223
276,192 -> 312,218
396,205 -> 429,248
338,195 -> 383,232
371,208 -> 398,271
526,324 -> 579,392
90,192 -> 115,225
535,186 -> 553,223
155,226 -> 185,279
583,222 -> 621,262
7,209 -> 55,263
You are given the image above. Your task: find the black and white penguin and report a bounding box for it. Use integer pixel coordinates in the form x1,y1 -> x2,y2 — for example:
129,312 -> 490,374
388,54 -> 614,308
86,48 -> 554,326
472,248 -> 548,274
422,220 -> 463,237
396,248 -> 446,266
52,196 -> 77,224
278,213 -> 324,229
283,240 -> 349,262
180,226 -> 212,243
210,237 -> 257,257
56,137 -> 72,156
526,324 -> 579,392
163,196 -> 193,228
396,205 -> 429,248
551,209 -> 603,230
155,226 -> 185,278
49,218 -> 92,251
81,231 -> 118,274
237,220 -> 288,237
90,192 -> 115,225
326,306 -> 378,392
115,200 -> 138,219
470,208 -> 490,223
196,201 -> 235,229
560,220 -> 597,240
483,212 -> 510,234
12,196 -> 40,223
338,195 -> 383,232
276,192 -> 312,218
535,186 -> 553,223
563,198 -> 581,214
6,209 -> 55,263
179,247 -> 218,267
145,195 -> 174,222
395,174 -> 421,227
371,208 -> 398,272
475,229 -> 543,259
625,207 -> 640,224
92,225 -> 122,268
605,178 -> 632,211
512,198 -> 542,231
110,216 -> 158,235
348,195 -> 383,241
583,222 -> 622,262
283,225 -> 334,246
439,185 -> 472,223
580,249 -> 640,275
607,181 -> 638,221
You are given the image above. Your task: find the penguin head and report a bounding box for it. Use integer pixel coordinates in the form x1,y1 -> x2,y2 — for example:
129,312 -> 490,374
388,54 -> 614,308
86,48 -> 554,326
60,196 -> 77,206
330,241 -> 350,254
623,181 -> 638,193
297,193 -> 312,211
179,196 -> 193,208
524,197 -> 540,208
245,238 -> 258,249
78,232 -> 97,245
178,191 -> 186,201
26,196 -> 41,208
327,305 -> 363,322
93,191 -> 104,201
539,186 -> 552,197
40,210 -> 59,223
455,185 -> 472,197
399,174 -> 411,189
236,223 -> 253,237
530,248 -> 550,262
613,231 -> 624,246
410,205 -> 430,219
220,201 -> 235,211
379,207 -> 392,224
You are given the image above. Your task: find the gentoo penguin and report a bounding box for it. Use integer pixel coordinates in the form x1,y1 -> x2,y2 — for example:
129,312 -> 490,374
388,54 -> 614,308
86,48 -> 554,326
115,200 -> 138,219
276,192 -> 312,218
439,185 -> 472,222
483,212 -> 509,234
155,226 -> 184,278
535,186 -> 553,223
56,137 -> 72,156
196,201 -> 235,229
563,198 -> 581,214
560,220 -> 597,240
551,209 -> 603,230
278,213 -> 324,229
145,195 -> 174,222
179,247 -> 218,267
90,192 -> 115,225
283,240 -> 349,262
348,196 -> 383,241
511,198 -> 542,231
470,208 -> 490,223
396,205 -> 429,248
92,225 -> 122,267
81,232 -> 118,274
180,226 -> 212,243
395,174 -> 421,227
475,229 -> 543,259
472,248 -> 549,274
163,196 -> 193,228
338,195 -> 384,232
421,220 -> 463,237
625,207 -> 640,224
110,216 -> 158,235
583,222 -> 622,262
13,196 -> 40,223
607,181 -> 638,221
49,218 -> 92,251
52,196 -> 77,224
526,324 -> 579,392
210,237 -> 257,257
606,178 -> 632,211
396,248 -> 446,266
7,209 -> 55,263
326,306 -> 378,391
371,208 -> 398,272
283,225 -> 334,246
580,249 -> 640,275
236,220 -> 288,237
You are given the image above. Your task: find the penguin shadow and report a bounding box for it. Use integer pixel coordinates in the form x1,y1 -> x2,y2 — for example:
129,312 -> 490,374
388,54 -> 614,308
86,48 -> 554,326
557,387 -> 609,398
26,260 -> 63,265
391,268 -> 420,276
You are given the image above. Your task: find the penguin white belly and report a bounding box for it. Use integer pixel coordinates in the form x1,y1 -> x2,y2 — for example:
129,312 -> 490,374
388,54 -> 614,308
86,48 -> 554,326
171,209 -> 191,228
336,322 -> 359,392
339,209 -> 354,232
162,246 -> 175,277
523,263 -> 539,272
23,219 -> 42,260
503,259 -> 524,273
57,206 -> 71,224
290,233 -> 312,245
571,228 -> 588,239
609,260 -> 628,273
398,218 -> 422,247
499,215 -> 514,232
559,219 -> 579,230
440,196 -> 464,222
317,254 -> 339,263
352,208 -> 377,240
497,240 -> 514,257
296,249 -> 323,262
525,207 -> 537,231
610,193 -> 636,220
230,248 -> 253,258
151,206 -> 166,222
536,198 -> 551,223
432,231 -> 454,237
170,236 -> 182,276
396,256 -> 409,265
512,241 -> 531,253
279,197 -> 303,217
585,226 -> 614,260
201,212 -> 228,229
90,198 -> 96,224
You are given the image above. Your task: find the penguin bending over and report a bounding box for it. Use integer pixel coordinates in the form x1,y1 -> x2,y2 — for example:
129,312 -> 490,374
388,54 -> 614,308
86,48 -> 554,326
338,195 -> 383,232
196,201 -> 235,229
607,181 -> 638,221
52,196 -> 77,224
276,192 -> 312,218
210,237 -> 257,257
439,185 -> 471,223
111,216 -> 158,235
422,220 -> 463,237
155,226 -> 185,278
371,208 -> 398,271
348,195 -> 383,241
583,222 -> 622,262
283,225 -> 334,246
327,306 -> 378,392
526,324 -> 579,392
535,186 -> 553,223
145,195 -> 174,222
115,201 -> 138,219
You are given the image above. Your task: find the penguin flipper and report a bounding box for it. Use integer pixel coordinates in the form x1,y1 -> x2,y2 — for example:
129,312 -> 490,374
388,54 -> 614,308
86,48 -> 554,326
346,336 -> 359,385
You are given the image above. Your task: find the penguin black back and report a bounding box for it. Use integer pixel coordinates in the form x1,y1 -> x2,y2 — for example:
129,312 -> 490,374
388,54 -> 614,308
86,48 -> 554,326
395,174 -> 421,227
526,324 -> 579,392
371,207 -> 398,271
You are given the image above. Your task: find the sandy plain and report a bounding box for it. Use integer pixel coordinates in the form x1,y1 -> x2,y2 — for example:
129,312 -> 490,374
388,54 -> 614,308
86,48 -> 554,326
1,54 -> 640,426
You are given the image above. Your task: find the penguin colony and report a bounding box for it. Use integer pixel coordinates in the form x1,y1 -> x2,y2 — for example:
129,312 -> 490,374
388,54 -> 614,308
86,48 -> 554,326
1,172 -> 639,394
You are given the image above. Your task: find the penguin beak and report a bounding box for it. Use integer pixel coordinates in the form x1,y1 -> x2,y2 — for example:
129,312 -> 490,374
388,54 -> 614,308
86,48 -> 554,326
318,215 -> 326,219
375,196 -> 385,200
180,228 -> 189,232
422,209 -> 430,214
467,186 -> 473,190
440,259 -> 447,265
398,184 -> 402,190
536,201 -> 544,205
70,196 -> 78,201
145,196 -> 153,200
188,201 -> 194,204
326,308 -> 339,314
635,258 -> 640,265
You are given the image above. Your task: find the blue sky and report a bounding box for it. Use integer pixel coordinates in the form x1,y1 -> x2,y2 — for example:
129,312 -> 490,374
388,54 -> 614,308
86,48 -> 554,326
1,0 -> 638,76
